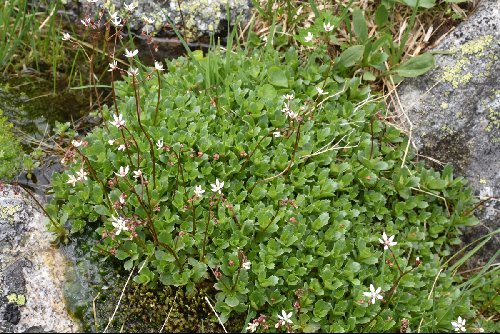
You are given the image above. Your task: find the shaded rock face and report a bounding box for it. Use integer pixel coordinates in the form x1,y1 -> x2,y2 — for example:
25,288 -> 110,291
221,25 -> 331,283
70,0 -> 251,40
396,0 -> 499,263
0,184 -> 80,332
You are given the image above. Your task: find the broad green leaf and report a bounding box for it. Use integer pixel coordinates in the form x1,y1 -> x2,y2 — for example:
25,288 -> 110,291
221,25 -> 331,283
336,45 -> 364,68
268,67 -> 288,87
374,4 -> 388,26
393,53 -> 435,77
400,0 -> 436,8
352,9 -> 368,43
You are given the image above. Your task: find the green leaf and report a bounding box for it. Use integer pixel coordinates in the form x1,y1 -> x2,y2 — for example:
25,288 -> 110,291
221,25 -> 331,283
336,45 -> 364,68
268,67 -> 288,87
225,295 -> 240,307
393,53 -> 435,77
311,212 -> 330,230
313,299 -> 332,318
352,9 -> 368,43
374,4 -> 388,26
399,0 -> 436,8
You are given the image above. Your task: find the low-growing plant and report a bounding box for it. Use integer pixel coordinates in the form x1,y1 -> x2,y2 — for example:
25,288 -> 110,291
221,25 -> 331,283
0,109 -> 23,180
46,35 -> 498,332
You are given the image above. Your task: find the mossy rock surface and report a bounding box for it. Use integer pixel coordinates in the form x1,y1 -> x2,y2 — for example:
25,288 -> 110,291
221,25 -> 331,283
396,0 -> 500,267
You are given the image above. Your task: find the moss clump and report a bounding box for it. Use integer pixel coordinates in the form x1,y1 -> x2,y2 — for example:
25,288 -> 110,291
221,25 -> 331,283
91,280 -> 244,333
0,109 -> 22,180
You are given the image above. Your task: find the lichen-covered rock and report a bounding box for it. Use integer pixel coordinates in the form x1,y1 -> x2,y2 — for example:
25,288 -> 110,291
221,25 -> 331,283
396,0 -> 499,263
71,0 -> 251,40
0,184 -> 80,332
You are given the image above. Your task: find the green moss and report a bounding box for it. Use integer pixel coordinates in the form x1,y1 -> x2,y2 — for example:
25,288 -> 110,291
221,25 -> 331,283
0,109 -> 23,180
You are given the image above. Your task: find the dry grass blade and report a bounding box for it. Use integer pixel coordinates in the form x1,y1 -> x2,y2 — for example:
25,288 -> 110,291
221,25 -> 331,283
204,296 -> 228,333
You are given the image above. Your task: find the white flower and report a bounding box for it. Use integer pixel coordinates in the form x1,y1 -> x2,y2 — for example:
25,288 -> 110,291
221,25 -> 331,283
81,18 -> 91,27
62,32 -> 71,41
115,165 -> 129,177
287,110 -> 298,120
108,139 -> 115,145
304,31 -> 314,43
72,139 -> 83,147
242,261 -> 251,270
118,144 -> 126,151
154,61 -> 164,71
316,86 -> 328,95
283,93 -> 294,101
277,310 -> 293,324
273,130 -> 281,138
451,317 -> 466,332
124,48 -> 138,58
323,21 -> 334,32
76,167 -> 88,181
133,169 -> 142,179
156,139 -> 163,150
363,284 -> 383,304
108,60 -> 118,72
119,193 -> 126,204
124,2 -> 137,11
111,14 -> 122,27
127,67 -> 139,77
210,179 -> 224,194
194,185 -> 205,197
111,215 -> 128,235
143,16 -> 154,25
87,0 -> 99,2
110,114 -> 125,128
479,328 -> 484,333
67,174 -> 78,186
246,322 -> 258,333
379,231 -> 397,250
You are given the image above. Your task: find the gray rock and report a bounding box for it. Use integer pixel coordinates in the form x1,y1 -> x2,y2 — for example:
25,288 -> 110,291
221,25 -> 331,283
70,0 -> 251,40
0,184 -> 80,332
396,0 -> 499,264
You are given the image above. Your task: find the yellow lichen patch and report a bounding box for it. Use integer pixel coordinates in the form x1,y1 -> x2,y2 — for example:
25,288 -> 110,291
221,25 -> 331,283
0,204 -> 21,225
441,102 -> 449,109
460,35 -> 493,55
440,124 -> 455,135
7,293 -> 26,306
485,107 -> 500,133
479,179 -> 487,184
440,35 -> 493,89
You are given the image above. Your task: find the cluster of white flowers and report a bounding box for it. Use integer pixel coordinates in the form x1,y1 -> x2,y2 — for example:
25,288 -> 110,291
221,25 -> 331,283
281,93 -> 298,120
67,167 -> 88,186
